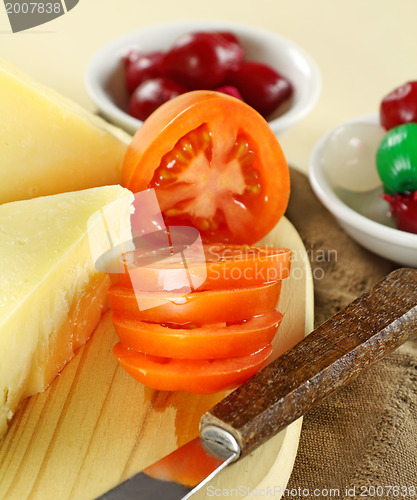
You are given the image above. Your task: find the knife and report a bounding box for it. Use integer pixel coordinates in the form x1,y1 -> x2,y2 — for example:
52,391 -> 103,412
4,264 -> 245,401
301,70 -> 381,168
97,268 -> 417,500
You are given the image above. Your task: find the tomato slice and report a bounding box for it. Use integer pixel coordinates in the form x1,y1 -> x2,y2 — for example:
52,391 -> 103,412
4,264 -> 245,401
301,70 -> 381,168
112,311 -> 282,359
108,281 -> 281,324
122,91 -> 290,244
113,343 -> 273,394
118,244 -> 291,291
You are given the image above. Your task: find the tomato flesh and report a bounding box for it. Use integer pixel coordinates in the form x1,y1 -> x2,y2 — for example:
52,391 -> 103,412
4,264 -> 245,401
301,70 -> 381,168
112,311 -> 282,359
118,244 -> 291,291
113,343 -> 273,394
108,281 -> 281,324
149,123 -> 263,240
122,91 -> 290,244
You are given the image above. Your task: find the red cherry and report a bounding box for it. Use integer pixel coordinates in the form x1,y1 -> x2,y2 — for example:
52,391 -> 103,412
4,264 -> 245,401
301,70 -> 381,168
162,32 -> 244,90
225,61 -> 293,118
123,49 -> 141,69
380,81 -> 417,130
214,85 -> 244,101
125,51 -> 164,94
217,32 -> 243,50
128,77 -> 187,121
383,191 -> 417,234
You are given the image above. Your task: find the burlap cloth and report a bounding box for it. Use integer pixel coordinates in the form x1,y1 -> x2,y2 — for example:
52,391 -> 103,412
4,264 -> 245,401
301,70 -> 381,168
283,168 -> 417,499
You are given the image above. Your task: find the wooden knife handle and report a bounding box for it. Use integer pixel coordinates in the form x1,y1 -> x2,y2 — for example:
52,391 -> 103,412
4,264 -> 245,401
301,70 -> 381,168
200,268 -> 417,459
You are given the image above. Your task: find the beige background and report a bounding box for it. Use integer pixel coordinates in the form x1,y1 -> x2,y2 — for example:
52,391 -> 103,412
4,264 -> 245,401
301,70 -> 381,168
1,0 -> 416,173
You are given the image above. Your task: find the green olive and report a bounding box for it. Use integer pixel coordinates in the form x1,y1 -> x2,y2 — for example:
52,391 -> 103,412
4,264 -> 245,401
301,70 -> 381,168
376,123 -> 417,194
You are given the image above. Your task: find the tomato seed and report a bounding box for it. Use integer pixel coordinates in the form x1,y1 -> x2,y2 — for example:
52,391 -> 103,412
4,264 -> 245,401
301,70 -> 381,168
180,140 -> 194,155
247,184 -> 261,194
235,139 -> 250,158
165,208 -> 182,217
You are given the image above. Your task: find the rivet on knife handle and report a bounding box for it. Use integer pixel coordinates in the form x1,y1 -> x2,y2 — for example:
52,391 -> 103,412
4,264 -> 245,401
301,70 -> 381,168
200,268 -> 417,459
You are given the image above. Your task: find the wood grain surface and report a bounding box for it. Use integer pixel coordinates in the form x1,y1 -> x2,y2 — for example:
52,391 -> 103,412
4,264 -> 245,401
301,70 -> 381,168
202,268 -> 417,458
0,216 -> 313,500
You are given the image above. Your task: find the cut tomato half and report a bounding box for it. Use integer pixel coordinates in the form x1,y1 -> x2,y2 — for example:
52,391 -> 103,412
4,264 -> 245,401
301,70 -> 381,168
118,244 -> 291,291
112,311 -> 283,359
108,281 -> 281,324
113,343 -> 273,394
122,91 -> 290,244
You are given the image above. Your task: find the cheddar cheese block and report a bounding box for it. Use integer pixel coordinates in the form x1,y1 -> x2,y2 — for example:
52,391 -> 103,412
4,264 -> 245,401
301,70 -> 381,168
0,185 -> 133,437
0,59 -> 131,205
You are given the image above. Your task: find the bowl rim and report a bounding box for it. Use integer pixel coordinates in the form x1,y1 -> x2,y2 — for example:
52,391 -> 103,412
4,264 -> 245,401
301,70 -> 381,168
85,19 -> 321,134
308,112 -> 417,250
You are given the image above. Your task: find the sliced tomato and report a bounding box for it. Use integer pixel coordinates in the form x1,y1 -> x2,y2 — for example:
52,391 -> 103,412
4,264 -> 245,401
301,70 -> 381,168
122,91 -> 290,244
113,343 -> 273,394
112,311 -> 283,359
108,281 -> 281,324
118,244 -> 291,291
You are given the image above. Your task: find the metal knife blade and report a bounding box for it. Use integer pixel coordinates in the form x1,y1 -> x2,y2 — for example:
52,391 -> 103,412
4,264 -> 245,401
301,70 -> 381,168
98,436 -> 237,500
96,268 -> 417,500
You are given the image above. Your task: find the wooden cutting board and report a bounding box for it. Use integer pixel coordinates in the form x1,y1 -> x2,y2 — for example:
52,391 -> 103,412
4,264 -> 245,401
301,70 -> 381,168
0,216 -> 313,500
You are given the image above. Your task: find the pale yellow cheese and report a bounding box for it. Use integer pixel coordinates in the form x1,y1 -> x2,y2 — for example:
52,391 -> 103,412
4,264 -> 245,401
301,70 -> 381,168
0,59 -> 132,205
0,185 -> 133,437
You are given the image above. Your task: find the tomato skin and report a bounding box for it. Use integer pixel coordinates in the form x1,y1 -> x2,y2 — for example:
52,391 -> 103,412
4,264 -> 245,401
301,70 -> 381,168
112,311 -> 282,359
108,281 -> 281,324
122,91 -> 290,245
118,244 -> 291,291
123,91 -> 221,187
113,343 -> 273,394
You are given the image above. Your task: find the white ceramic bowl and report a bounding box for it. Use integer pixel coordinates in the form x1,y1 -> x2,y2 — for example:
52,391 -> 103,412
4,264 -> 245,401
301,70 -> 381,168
309,113 -> 417,268
85,20 -> 321,136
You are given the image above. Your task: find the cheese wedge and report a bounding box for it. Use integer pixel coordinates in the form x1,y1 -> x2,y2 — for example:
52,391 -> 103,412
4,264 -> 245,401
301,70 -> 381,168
0,59 -> 132,205
0,185 -> 133,438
